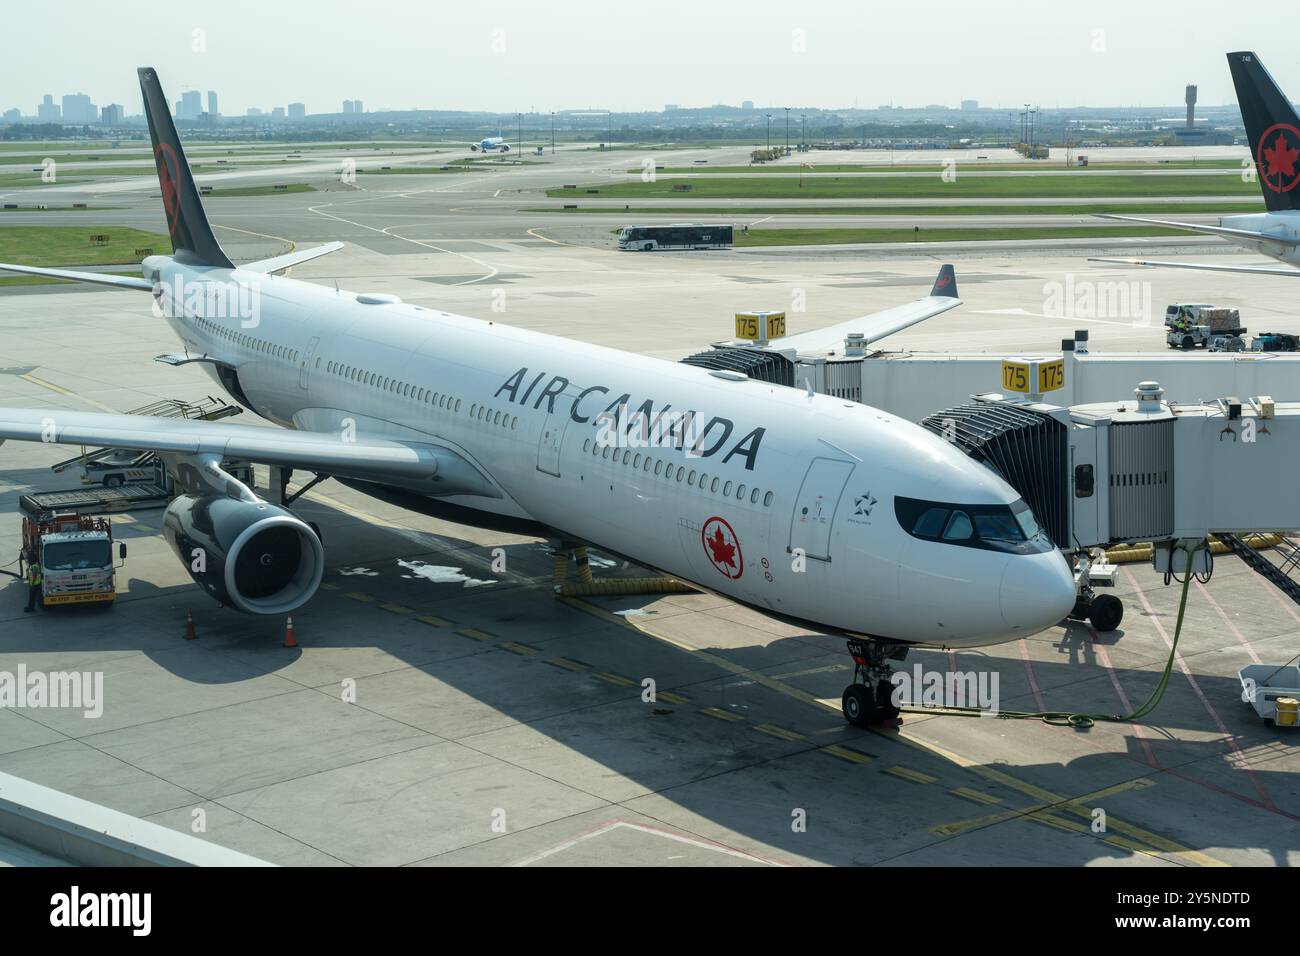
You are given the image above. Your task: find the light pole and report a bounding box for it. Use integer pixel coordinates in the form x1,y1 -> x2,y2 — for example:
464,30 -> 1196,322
784,106 -> 790,154
801,113 -> 805,149
550,111 -> 555,154
765,113 -> 771,151
517,112 -> 522,153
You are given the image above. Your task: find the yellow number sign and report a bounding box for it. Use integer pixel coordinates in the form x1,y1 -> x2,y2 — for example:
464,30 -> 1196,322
734,312 -> 786,341
1001,358 -> 1065,395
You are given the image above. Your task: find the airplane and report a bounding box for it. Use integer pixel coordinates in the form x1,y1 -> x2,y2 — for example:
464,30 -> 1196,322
0,67 -> 1076,727
1092,51 -> 1300,278
470,136 -> 510,153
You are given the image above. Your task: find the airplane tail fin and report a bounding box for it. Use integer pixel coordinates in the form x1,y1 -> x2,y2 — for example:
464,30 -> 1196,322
137,67 -> 233,267
1228,51 -> 1300,212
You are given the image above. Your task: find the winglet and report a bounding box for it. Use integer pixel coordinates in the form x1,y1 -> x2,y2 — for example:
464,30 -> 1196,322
930,263 -> 957,298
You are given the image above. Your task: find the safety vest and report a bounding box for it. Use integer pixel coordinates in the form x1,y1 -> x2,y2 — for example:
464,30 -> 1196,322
30,566 -> 42,586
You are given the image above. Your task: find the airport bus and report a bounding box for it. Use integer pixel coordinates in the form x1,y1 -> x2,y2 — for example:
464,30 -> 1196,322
617,224 -> 733,251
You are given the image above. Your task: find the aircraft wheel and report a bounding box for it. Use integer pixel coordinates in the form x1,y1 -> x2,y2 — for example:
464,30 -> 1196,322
1181,336 -> 1195,350
841,684 -> 875,727
1089,594 -> 1124,632
875,679 -> 901,721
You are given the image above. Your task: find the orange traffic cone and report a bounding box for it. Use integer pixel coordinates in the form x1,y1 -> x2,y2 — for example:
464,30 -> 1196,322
184,610 -> 197,641
283,615 -> 298,648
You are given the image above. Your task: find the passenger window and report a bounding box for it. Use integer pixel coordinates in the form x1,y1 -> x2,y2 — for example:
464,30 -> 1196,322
763,491 -> 773,507
710,477 -> 720,493
723,481 -> 732,497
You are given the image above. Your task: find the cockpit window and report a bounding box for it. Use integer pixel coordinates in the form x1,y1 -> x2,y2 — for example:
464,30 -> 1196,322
895,496 -> 1055,554
942,511 -> 973,541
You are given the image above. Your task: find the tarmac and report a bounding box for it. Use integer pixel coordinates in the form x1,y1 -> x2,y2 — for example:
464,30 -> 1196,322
0,143 -> 1296,866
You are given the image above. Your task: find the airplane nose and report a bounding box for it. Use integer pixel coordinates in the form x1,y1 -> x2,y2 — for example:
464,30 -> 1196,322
999,550 -> 1076,633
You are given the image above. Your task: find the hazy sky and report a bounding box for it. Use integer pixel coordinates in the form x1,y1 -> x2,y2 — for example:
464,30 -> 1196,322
3,0 -> 1286,115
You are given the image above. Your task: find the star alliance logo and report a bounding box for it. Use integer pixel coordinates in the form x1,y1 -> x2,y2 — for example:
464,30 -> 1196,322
853,491 -> 877,518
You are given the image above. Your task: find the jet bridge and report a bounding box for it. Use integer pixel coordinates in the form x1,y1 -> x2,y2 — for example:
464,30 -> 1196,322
920,381 -> 1300,632
784,330 -> 1300,423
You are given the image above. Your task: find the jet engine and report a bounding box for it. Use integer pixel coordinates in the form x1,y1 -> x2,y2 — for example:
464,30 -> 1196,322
162,495 -> 324,614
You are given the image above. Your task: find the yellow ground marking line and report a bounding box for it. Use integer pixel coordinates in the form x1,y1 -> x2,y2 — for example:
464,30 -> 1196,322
344,591 -> 374,603
886,766 -> 938,785
822,743 -> 875,765
19,373 -> 116,413
379,603 -> 413,615
526,227 -> 568,246
499,641 -> 540,657
560,594 -> 1220,866
753,723 -> 807,742
546,657 -> 589,672
559,596 -> 825,708
701,706 -> 745,722
593,671 -> 637,686
318,582 -> 340,591
658,691 -> 691,705
416,614 -> 452,628
458,627 -> 496,642
212,223 -> 296,254
951,787 -> 1002,806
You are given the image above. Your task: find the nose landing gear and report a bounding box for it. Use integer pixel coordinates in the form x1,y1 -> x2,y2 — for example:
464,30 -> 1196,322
841,638 -> 907,727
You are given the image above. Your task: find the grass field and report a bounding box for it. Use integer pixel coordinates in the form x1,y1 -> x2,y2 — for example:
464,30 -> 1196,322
0,226 -> 172,266
645,160 -> 1246,174
550,174 -> 1258,201
358,165 -> 490,175
205,183 -> 317,197
732,224 -> 1189,246
529,200 -> 1264,217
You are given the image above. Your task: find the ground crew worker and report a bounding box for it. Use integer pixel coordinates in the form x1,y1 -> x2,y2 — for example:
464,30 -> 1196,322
24,560 -> 42,613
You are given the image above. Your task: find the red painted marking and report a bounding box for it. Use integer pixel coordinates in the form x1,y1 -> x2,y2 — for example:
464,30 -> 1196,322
701,516 -> 743,580
1256,123 -> 1300,194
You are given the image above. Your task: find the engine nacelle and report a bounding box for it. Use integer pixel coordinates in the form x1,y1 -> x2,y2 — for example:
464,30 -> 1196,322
162,495 -> 324,615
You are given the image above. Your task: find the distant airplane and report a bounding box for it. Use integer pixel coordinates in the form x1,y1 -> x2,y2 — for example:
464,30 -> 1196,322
1093,51 -> 1300,278
0,68 -> 1076,727
470,136 -> 510,152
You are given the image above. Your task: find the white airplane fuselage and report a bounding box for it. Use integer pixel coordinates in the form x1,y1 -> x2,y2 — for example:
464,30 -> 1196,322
148,257 -> 1074,649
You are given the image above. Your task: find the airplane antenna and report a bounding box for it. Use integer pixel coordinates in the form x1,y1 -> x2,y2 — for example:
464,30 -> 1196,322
804,377 -> 814,399
333,279 -> 340,295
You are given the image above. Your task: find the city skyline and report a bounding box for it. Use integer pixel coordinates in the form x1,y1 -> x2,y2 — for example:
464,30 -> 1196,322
0,0 -> 1284,116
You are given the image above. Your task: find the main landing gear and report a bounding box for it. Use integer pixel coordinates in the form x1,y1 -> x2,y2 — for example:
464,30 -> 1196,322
840,638 -> 907,727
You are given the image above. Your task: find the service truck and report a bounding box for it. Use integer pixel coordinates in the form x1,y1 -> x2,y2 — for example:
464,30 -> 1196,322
1165,303 -> 1246,350
20,506 -> 127,609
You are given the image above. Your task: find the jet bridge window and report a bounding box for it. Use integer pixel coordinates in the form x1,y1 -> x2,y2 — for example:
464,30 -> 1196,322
895,496 -> 1054,555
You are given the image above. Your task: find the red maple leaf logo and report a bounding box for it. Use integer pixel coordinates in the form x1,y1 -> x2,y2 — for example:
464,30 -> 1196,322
156,144 -> 180,234
1263,132 -> 1300,181
706,526 -> 737,569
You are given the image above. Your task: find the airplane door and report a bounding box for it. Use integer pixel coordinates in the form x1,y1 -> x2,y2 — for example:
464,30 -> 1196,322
536,396 -> 574,477
299,336 -> 320,390
788,457 -> 854,562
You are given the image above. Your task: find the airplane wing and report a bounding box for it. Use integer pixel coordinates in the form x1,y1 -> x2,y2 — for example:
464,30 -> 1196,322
1089,256 -> 1300,277
774,264 -> 961,355
0,408 -> 500,497
0,242 -> 344,288
240,242 -> 344,276
0,262 -> 155,291
1094,213 -> 1297,248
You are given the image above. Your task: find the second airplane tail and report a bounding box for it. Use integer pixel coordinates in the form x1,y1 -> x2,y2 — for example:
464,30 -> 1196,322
1229,51 -> 1300,213
137,66 -> 234,268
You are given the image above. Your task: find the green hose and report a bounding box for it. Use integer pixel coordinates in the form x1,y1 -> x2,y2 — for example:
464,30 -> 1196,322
901,544 -> 1200,730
